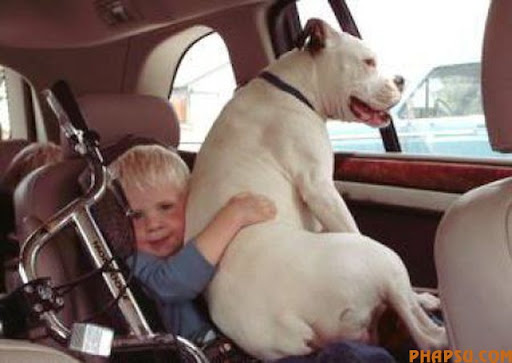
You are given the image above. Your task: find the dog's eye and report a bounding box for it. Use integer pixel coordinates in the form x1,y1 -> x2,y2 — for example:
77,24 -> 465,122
364,58 -> 376,67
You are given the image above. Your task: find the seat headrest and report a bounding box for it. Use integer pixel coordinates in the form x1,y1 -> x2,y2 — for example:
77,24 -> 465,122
482,0 -> 512,152
61,94 -> 180,157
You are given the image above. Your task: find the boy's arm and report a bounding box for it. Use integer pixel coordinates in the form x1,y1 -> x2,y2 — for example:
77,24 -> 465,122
129,192 -> 275,303
130,241 -> 214,303
194,192 -> 276,265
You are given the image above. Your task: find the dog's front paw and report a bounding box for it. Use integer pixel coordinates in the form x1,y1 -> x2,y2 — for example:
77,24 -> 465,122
416,292 -> 441,311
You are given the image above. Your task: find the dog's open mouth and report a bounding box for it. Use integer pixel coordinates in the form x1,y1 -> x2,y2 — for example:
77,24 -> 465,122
349,96 -> 391,127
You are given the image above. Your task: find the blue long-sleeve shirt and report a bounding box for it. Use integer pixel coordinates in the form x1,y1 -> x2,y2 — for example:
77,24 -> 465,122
126,240 -> 216,340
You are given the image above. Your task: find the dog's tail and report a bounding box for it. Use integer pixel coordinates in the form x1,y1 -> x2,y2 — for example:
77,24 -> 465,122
384,258 -> 448,350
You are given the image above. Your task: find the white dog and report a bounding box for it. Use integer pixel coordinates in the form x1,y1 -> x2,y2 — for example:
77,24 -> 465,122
185,19 -> 447,360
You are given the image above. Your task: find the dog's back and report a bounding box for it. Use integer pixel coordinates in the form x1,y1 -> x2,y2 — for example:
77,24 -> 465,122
185,74 -> 326,241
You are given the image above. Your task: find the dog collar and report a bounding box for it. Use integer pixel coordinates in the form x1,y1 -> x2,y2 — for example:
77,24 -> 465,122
259,71 -> 315,112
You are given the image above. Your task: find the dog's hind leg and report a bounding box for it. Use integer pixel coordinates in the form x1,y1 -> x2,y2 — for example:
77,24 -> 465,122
377,250 -> 447,350
415,291 -> 441,311
385,275 -> 448,350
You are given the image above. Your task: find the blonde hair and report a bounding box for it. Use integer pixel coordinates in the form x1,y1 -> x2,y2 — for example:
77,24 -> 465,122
2,142 -> 62,192
108,144 -> 190,194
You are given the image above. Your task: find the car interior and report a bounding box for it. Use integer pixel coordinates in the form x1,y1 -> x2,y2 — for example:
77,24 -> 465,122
0,0 -> 510,361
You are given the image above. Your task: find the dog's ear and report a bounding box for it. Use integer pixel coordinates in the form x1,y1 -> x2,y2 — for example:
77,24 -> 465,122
295,18 -> 328,55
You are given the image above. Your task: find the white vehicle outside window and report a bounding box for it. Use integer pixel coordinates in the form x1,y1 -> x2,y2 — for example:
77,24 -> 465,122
393,62 -> 489,156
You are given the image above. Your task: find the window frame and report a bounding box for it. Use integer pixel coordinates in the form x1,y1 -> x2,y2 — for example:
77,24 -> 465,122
168,31 -> 214,101
1,66 -> 40,142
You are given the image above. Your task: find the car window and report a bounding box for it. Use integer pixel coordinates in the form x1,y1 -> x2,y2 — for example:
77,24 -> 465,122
169,32 -> 236,152
0,66 -> 11,140
296,0 -> 385,153
298,0 -> 507,159
397,63 -> 482,120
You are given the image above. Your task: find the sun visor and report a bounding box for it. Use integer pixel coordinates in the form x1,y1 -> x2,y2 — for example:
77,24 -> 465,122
482,0 -> 512,153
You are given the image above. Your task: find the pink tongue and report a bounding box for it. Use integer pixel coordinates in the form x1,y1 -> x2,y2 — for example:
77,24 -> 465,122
352,100 -> 386,126
367,112 -> 384,126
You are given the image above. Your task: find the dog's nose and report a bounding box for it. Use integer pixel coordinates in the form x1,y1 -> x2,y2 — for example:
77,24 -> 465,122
393,75 -> 405,92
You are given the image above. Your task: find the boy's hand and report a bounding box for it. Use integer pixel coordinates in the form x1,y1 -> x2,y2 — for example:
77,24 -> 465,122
195,192 -> 276,265
224,192 -> 277,228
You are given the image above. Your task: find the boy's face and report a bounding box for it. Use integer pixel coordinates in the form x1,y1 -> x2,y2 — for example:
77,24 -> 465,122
124,181 -> 186,258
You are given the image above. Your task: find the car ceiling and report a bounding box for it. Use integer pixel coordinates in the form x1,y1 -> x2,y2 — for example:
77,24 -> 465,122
0,0 -> 272,49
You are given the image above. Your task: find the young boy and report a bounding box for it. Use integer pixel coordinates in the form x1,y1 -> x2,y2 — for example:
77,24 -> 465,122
108,144 -> 276,346
109,144 -> 396,363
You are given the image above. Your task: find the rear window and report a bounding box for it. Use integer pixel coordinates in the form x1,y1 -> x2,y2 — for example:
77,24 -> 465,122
0,66 -> 11,140
169,33 -> 236,152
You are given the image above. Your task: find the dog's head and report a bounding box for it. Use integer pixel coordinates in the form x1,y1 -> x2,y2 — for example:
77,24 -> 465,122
297,19 -> 403,128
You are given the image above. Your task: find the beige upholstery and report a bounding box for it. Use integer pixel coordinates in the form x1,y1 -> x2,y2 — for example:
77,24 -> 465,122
434,0 -> 512,351
11,159 -> 93,332
12,94 -> 179,351
0,339 -> 78,363
15,159 -> 85,239
62,93 -> 179,157
0,139 -> 30,178
435,178 -> 512,350
482,0 -> 512,152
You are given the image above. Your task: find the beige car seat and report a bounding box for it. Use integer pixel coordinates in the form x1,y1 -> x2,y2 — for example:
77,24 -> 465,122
11,93 -> 179,354
0,339 -> 79,363
0,139 -> 30,179
434,0 -> 512,351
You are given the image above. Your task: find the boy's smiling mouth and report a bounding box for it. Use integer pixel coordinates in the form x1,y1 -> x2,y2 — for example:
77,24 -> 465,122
148,235 -> 170,247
